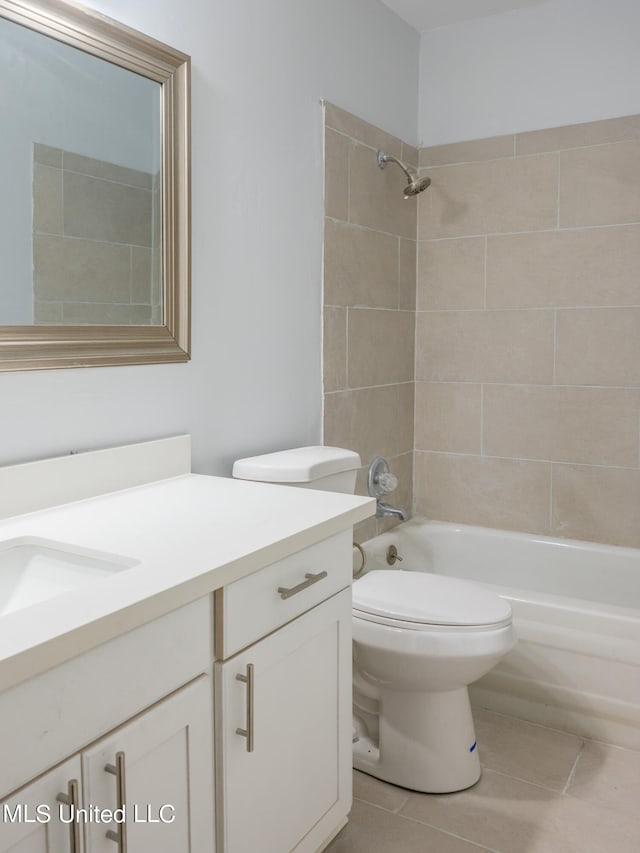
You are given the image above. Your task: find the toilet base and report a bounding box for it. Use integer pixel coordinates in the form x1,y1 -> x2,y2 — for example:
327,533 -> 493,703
353,686 -> 481,793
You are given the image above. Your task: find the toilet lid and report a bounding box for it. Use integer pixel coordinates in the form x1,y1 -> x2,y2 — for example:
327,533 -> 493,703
352,570 -> 512,627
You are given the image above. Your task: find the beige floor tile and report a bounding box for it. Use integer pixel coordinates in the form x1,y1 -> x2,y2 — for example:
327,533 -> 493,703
567,740 -> 640,817
353,770 -> 411,812
400,768 -> 640,853
326,799 -> 492,853
474,708 -> 583,791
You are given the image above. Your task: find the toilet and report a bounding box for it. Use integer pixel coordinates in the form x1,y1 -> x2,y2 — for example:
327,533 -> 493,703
232,446 -> 516,794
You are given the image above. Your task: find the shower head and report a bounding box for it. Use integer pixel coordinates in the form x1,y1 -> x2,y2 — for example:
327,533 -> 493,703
377,149 -> 431,198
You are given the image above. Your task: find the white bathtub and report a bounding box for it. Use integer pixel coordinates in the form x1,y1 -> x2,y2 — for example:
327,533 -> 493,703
361,519 -> 640,749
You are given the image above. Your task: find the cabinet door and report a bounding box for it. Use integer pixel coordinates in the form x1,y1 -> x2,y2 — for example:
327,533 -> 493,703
0,757 -> 83,853
82,676 -> 214,853
216,589 -> 352,853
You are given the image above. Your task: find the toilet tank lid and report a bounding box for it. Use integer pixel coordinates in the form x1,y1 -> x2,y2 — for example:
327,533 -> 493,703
232,446 -> 361,483
352,570 -> 512,627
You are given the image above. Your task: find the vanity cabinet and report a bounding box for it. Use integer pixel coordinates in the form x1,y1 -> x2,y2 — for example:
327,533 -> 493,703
0,757 -> 82,853
215,532 -> 353,853
0,677 -> 214,853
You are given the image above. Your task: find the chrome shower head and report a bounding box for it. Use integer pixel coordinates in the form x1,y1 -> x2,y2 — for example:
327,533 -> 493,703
377,149 -> 431,198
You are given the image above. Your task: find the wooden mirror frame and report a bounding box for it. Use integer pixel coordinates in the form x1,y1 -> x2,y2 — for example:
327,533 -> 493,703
0,0 -> 190,371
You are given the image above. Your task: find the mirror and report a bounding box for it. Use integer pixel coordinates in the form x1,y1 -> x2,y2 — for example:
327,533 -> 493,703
0,0 -> 190,370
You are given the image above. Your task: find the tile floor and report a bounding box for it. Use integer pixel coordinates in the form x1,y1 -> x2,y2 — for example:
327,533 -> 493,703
327,708 -> 640,853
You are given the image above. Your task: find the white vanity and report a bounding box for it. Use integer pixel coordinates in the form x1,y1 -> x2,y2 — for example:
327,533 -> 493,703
0,436 -> 374,853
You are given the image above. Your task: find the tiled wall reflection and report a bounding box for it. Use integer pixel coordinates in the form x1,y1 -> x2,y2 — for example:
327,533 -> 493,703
32,143 -> 161,325
416,114 -> 640,547
323,103 -> 416,542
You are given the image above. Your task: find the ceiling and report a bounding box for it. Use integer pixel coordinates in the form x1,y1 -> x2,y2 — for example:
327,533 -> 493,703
379,0 -> 549,31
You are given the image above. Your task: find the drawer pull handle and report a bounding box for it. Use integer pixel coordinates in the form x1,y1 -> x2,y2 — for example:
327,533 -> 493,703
277,571 -> 328,600
56,779 -> 81,853
236,663 -> 255,752
105,751 -> 128,852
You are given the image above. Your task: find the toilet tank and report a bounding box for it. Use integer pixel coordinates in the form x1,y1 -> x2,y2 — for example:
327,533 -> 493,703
232,446 -> 361,494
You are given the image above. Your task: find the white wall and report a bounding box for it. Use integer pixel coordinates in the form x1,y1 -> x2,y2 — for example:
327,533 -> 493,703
0,0 -> 418,473
419,0 -> 640,146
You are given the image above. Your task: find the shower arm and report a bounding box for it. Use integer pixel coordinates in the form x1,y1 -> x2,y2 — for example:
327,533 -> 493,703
377,150 -> 416,183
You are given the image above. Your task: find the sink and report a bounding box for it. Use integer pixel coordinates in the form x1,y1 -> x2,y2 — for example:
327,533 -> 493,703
0,537 -> 139,616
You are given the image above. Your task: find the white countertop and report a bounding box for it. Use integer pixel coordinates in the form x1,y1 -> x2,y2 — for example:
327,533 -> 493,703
0,472 -> 374,692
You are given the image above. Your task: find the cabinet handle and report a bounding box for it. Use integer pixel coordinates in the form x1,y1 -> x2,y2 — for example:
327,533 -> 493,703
277,570 -> 328,600
235,663 -> 255,752
105,751 -> 128,852
56,779 -> 81,853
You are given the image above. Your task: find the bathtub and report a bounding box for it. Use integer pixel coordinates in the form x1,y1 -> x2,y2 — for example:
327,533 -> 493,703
361,519 -> 640,749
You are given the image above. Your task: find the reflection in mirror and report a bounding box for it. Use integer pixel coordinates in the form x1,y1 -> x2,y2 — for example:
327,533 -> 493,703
0,0 -> 190,370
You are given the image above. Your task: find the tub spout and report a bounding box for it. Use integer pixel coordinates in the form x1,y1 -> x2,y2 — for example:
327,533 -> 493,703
376,500 -> 408,521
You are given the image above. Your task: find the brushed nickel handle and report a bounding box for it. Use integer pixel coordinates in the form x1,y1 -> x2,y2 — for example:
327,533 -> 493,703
277,570 -> 328,600
56,779 -> 80,853
235,663 -> 254,752
105,751 -> 128,852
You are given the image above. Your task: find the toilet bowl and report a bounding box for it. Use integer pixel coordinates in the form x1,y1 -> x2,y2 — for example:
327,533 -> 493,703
232,446 -> 516,794
352,569 -> 515,793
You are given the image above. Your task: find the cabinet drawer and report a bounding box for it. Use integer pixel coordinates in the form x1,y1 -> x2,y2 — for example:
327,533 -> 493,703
0,596 -> 211,798
216,530 -> 352,658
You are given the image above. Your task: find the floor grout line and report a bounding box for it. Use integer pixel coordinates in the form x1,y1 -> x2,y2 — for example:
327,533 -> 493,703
562,741 -> 586,795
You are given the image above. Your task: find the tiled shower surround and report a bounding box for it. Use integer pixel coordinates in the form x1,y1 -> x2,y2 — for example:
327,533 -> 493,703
323,107 -> 640,548
323,103 -> 417,541
32,143 -> 161,325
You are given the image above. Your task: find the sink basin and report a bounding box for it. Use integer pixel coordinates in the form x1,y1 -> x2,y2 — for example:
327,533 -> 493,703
0,537 -> 139,616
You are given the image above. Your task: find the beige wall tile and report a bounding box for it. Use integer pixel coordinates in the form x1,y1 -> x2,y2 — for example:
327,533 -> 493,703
131,247 -> 153,304
556,308 -> 640,387
33,302 -> 63,324
487,225 -> 640,308
398,238 -> 416,310
416,309 -> 554,384
414,382 -> 481,453
325,128 -> 350,221
353,516 -> 377,545
324,384 -> 413,463
323,306 -> 347,392
402,142 -> 419,169
560,141 -> 640,227
63,151 -> 152,189
348,309 -> 414,387
61,303 -> 152,325
414,452 -> 551,533
552,465 -> 640,547
350,142 -> 418,239
33,143 -> 62,167
33,164 -> 63,235
420,153 -> 558,239
63,172 -> 152,246
483,385 -> 640,466
517,114 -> 640,156
34,236 -> 131,303
418,237 -> 485,310
324,219 -> 398,308
419,134 -> 515,167
324,102 -> 402,157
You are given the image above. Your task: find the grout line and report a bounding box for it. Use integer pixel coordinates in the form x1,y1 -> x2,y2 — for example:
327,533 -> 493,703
480,384 -> 484,456
416,221 -> 640,242
549,463 -> 554,532
345,306 -> 350,389
483,235 -> 488,308
562,741 -> 586,795
557,151 -> 562,229
326,379 -> 640,392
412,449 -> 640,471
415,305 -> 640,313
553,309 -> 557,384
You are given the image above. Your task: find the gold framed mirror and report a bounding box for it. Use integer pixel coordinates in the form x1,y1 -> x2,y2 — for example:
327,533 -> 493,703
0,0 -> 190,371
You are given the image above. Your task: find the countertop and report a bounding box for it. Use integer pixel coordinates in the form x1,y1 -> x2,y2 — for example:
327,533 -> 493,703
0,472 -> 374,692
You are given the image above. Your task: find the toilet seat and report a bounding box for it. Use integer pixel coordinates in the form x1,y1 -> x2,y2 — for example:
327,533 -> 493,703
352,570 -> 512,629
